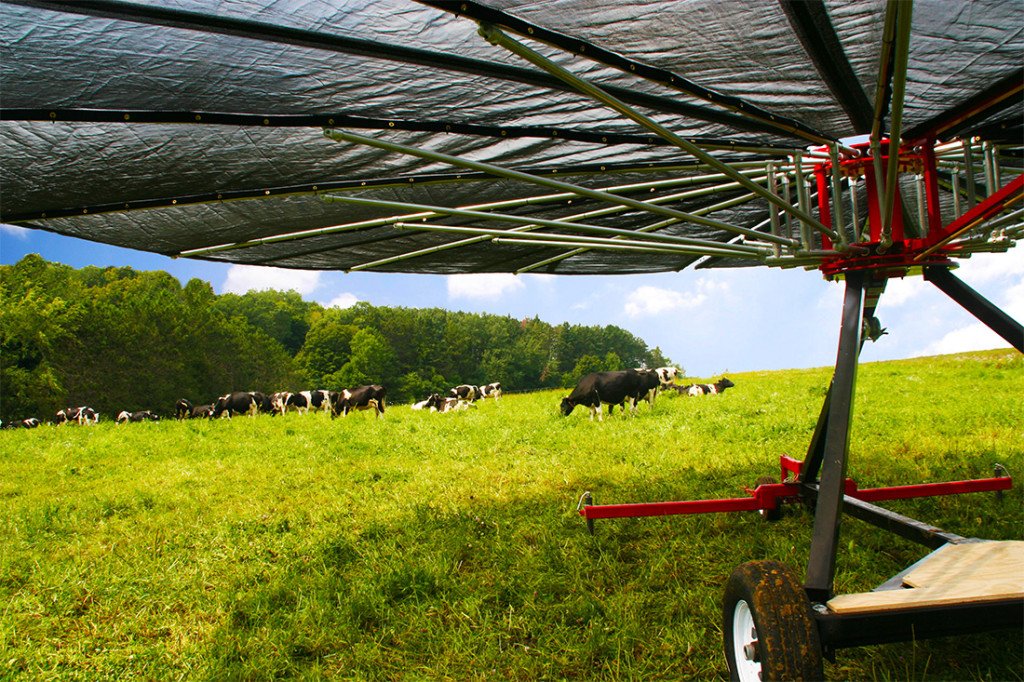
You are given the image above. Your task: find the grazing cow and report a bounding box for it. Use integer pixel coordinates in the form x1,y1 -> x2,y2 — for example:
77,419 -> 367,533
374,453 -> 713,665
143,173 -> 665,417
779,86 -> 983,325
280,390 -> 330,415
560,370 -> 646,421
212,391 -> 257,418
479,382 -> 502,400
332,385 -> 386,418
283,391 -> 309,414
117,410 -> 160,424
190,403 -> 215,419
175,398 -> 193,420
270,391 -> 289,415
449,384 -> 480,402
687,377 -> 735,396
633,369 -> 662,408
309,390 -> 333,413
55,406 -> 98,425
249,391 -> 276,416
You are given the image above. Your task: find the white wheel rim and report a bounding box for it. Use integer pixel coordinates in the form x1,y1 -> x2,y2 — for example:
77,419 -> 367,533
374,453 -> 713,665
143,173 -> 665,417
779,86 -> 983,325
731,599 -> 761,682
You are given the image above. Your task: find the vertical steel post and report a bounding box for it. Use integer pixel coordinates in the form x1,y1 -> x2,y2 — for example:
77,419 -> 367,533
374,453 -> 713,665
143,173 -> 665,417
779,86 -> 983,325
963,141 -> 978,208
804,272 -> 865,602
952,168 -> 962,218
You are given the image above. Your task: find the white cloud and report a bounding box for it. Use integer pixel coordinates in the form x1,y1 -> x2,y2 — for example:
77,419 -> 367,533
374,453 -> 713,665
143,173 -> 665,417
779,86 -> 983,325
222,265 -> 321,296
327,292 -> 359,309
447,273 -> 525,300
624,285 -> 705,318
1,224 -> 30,239
919,322 -> 1008,356
880,275 -> 928,307
954,246 -> 1024,283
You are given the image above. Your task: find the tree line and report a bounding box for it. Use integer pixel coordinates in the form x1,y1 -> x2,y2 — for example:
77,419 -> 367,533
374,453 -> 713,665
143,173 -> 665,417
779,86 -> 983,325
0,255 -> 674,422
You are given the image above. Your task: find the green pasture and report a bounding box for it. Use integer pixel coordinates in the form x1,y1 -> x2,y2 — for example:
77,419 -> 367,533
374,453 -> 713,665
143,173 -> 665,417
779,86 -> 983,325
2,350 -> 1022,680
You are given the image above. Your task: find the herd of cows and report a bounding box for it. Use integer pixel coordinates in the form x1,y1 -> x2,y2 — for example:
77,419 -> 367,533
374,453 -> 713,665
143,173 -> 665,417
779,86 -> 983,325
1,370 -> 736,429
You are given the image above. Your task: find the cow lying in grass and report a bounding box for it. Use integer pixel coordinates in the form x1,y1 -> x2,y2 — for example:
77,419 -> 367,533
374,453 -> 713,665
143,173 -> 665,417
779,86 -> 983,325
678,377 -> 735,396
116,410 -> 160,424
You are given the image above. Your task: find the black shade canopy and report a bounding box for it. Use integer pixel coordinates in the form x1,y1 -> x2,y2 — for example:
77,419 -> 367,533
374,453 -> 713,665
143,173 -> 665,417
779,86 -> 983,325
1,0 -> 1021,274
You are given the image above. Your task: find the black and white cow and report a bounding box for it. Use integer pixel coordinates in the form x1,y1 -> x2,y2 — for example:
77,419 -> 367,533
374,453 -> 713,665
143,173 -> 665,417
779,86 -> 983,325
560,370 -> 646,421
270,391 -> 290,415
479,382 -> 502,400
332,385 -> 386,418
449,384 -> 480,402
5,417 -> 40,429
411,394 -> 434,410
424,392 -> 474,413
687,377 -> 735,396
175,398 -> 193,420
248,391 -> 276,416
212,391 -> 258,418
55,406 -> 99,425
190,403 -> 215,419
280,390 -> 332,415
633,369 -> 662,408
117,410 -> 160,424
653,366 -> 683,386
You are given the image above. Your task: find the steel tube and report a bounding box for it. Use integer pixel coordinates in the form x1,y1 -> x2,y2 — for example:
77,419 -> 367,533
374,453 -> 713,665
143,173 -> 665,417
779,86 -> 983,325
514,191 -> 765,272
804,272 -> 865,602
881,1 -> 913,243
327,195 -> 772,252
477,23 -> 840,244
325,129 -> 800,246
394,222 -> 763,258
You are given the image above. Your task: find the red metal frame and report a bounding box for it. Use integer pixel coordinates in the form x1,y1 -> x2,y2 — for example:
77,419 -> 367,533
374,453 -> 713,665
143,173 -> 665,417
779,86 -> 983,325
799,137 -> 1024,279
578,455 -> 1012,522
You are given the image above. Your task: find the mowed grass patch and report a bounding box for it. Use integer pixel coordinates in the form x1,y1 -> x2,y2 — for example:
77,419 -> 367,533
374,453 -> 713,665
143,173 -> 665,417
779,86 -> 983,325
2,350 -> 1021,679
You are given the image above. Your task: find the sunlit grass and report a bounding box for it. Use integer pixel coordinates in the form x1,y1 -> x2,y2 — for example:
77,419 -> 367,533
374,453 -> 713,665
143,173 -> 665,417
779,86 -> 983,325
2,350 -> 1021,679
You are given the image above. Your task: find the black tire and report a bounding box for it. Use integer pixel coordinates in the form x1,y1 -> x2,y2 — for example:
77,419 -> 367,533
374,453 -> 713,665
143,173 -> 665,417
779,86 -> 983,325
723,561 -> 823,682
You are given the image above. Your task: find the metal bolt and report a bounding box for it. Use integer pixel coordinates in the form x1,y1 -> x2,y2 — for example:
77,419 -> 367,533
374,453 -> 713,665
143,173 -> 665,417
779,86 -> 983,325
743,641 -> 760,662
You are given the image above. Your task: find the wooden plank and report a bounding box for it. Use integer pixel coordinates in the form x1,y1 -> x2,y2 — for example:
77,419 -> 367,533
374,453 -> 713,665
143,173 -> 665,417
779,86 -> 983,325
827,541 -> 1024,615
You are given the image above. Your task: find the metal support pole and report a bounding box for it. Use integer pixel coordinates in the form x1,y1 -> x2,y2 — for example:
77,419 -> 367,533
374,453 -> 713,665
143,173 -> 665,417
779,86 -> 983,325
767,163 -> 782,257
804,272 -> 865,602
983,141 -> 997,196
830,144 -> 849,248
881,1 -> 913,244
924,266 -> 1024,352
963,140 -> 978,208
952,168 -> 962,218
795,155 -> 812,250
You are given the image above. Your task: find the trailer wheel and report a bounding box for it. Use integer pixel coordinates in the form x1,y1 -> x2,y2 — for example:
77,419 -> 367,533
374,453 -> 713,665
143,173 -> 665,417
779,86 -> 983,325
723,560 -> 823,682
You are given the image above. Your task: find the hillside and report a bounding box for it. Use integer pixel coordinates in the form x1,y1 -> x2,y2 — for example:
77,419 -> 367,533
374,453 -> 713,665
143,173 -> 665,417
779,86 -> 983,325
1,349 -> 1021,679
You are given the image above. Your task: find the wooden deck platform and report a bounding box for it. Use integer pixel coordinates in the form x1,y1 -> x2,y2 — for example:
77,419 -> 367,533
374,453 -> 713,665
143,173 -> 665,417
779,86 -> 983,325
827,540 -> 1024,615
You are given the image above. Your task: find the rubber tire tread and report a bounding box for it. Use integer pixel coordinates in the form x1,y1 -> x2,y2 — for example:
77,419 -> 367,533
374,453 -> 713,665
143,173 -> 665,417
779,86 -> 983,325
723,560 -> 824,681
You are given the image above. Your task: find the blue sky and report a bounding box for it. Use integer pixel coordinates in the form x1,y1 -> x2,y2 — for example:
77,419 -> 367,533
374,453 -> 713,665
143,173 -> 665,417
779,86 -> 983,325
2,223 -> 1020,378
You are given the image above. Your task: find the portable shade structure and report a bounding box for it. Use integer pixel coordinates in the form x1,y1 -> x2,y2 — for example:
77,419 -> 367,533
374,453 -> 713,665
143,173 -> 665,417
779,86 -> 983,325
1,1 -> 1022,678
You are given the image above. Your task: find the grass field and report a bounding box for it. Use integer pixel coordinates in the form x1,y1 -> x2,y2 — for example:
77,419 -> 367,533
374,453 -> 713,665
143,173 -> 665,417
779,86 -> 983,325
2,350 -> 1022,680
